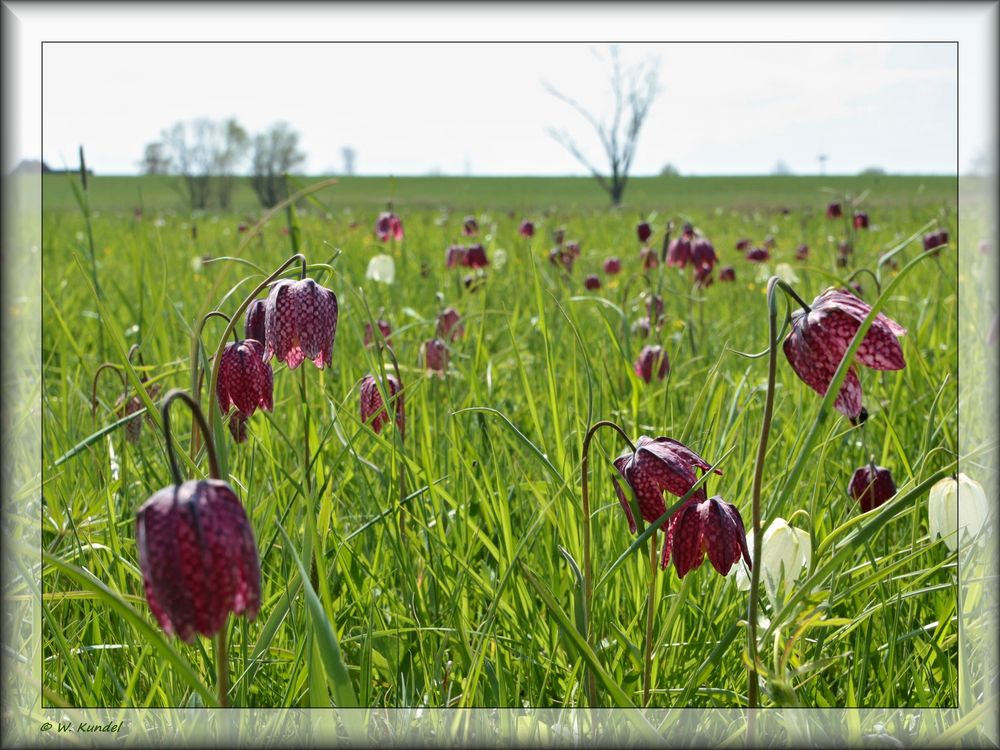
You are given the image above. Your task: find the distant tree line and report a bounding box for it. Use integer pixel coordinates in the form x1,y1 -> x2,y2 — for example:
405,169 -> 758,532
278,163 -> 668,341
140,118 -> 306,209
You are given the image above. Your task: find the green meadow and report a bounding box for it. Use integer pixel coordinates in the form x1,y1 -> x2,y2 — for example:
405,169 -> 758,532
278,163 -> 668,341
37,170 -> 971,722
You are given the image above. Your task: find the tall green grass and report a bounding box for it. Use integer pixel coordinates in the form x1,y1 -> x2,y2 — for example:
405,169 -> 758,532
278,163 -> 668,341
39,174 -> 960,712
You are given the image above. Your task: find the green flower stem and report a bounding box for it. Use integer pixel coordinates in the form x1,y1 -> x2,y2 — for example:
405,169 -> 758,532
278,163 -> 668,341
580,420 -> 637,707
161,389 -> 221,484
746,277 -> 783,709
642,538 -> 657,707
214,628 -> 229,708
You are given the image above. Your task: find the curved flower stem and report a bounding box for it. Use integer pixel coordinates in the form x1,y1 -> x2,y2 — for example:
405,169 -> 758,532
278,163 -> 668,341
846,267 -> 882,298
189,311 -> 233,410
191,313 -> 234,393
160,388 -> 221,483
189,311 -> 234,459
773,278 -> 811,313
159,388 -> 228,707
642,538 -> 657,706
580,420 -> 637,707
91,363 -> 126,425
747,277 -> 783,711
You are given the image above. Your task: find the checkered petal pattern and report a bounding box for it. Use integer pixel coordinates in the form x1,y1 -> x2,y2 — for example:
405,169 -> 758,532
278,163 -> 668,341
670,496 -> 751,578
359,373 -> 405,437
136,479 -> 261,643
634,345 -> 670,383
263,278 -> 339,370
849,464 -> 896,512
782,288 -> 906,419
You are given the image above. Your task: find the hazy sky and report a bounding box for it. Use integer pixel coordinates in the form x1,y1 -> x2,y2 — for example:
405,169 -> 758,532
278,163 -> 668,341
10,4 -> 995,177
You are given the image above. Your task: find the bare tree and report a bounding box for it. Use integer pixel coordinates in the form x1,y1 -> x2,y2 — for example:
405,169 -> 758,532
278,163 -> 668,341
158,118 -> 249,210
341,146 -> 356,176
139,142 -> 171,175
213,118 -> 249,210
160,119 -> 217,209
544,46 -> 660,206
250,122 -> 306,208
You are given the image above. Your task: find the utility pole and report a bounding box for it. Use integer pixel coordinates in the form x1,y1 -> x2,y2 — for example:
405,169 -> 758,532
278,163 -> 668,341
818,154 -> 828,175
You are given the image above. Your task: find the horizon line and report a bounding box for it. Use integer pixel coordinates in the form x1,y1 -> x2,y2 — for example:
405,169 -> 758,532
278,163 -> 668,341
27,169 -> 960,179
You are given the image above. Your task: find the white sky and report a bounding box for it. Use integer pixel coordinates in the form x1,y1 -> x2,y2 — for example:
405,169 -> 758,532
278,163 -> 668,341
7,3 -> 997,176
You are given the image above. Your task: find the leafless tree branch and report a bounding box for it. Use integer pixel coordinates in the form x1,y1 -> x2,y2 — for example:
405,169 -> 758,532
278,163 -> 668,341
544,46 -> 661,206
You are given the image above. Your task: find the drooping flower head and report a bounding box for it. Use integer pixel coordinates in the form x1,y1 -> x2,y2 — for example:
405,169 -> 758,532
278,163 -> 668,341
612,437 -> 720,528
634,345 -> 669,383
670,496 -> 752,578
640,246 -> 659,270
923,229 -> 949,255
826,202 -> 843,219
519,219 -> 535,238
746,246 -> 770,262
116,383 -> 163,444
637,222 -> 652,243
691,238 -> 718,271
719,266 -> 736,282
359,373 -> 405,436
732,517 -> 810,607
782,287 -> 907,420
853,211 -> 870,229
263,278 -> 339,370
631,317 -> 651,338
736,238 -> 751,251
366,254 -> 396,284
611,436 -> 742,575
694,264 -> 713,288
603,256 -> 622,275
795,244 -> 810,261
136,479 -> 261,643
421,338 -> 449,375
465,244 -> 489,269
666,236 -> 692,268
244,299 -> 267,343
848,464 -> 896,512
217,338 -> 274,442
549,247 -> 574,273
462,215 -> 479,236
375,211 -> 404,241
552,226 -> 566,246
928,474 -> 990,552
364,319 -> 393,348
446,244 -> 468,268
437,307 -> 465,341
647,294 -> 665,325
584,274 -> 601,290
565,240 -> 581,258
